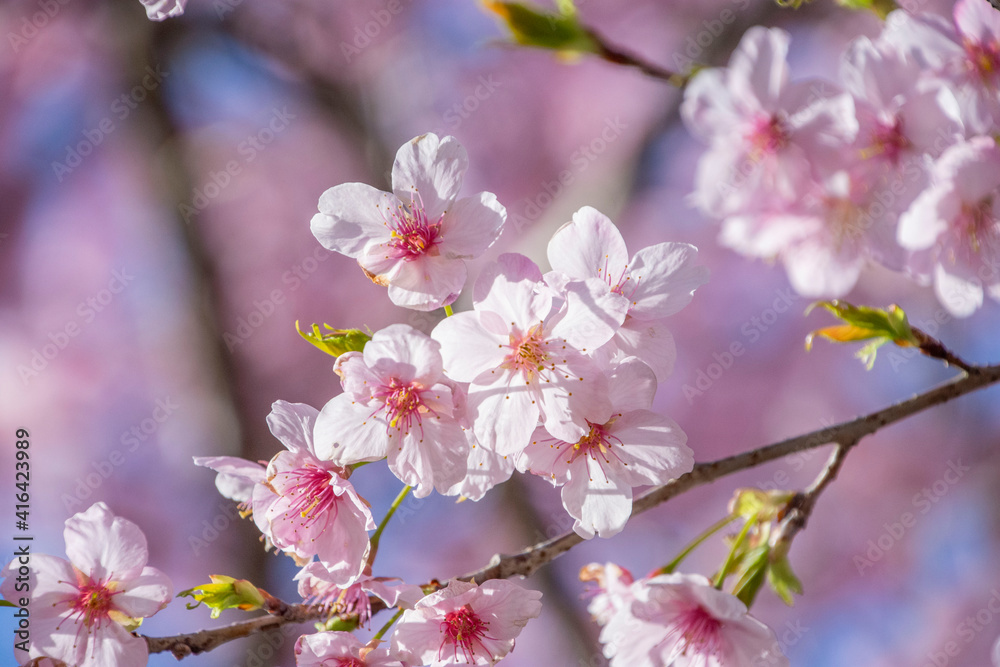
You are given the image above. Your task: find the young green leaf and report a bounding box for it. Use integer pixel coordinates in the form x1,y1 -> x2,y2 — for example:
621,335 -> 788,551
483,1 -> 599,55
296,322 -> 370,358
805,301 -> 919,369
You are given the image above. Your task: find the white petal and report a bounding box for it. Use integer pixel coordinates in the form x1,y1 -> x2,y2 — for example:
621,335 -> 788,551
312,183 -> 396,258
391,133 -> 468,219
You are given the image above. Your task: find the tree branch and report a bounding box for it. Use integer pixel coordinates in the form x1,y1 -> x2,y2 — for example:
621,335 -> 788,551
144,362 -> 1000,657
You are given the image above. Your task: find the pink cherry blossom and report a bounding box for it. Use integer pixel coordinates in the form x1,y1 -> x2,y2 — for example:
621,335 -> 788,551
840,35 -> 962,167
580,562 -> 635,626
256,445 -> 374,583
444,431 -> 516,502
881,0 -> 1000,134
600,573 -> 787,667
547,206 -> 709,381
518,357 -> 694,538
199,400 -> 375,583
722,159 -> 922,297
898,135 -> 1000,316
431,253 -> 626,456
1,503 -> 172,667
311,133 -> 506,311
313,324 -> 470,498
295,561 -> 424,628
296,631 -> 402,667
682,26 -> 858,217
391,579 -> 542,666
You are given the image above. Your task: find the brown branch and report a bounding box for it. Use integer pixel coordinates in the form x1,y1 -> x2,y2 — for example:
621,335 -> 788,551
586,28 -> 689,87
770,440 -> 854,554
144,362 -> 1000,657
913,327 -> 978,374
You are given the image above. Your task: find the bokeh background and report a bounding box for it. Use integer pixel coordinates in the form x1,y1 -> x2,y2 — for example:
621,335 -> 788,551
2,0 -> 1000,665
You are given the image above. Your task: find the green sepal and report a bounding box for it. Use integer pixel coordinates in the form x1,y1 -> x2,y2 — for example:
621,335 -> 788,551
178,575 -> 266,619
767,552 -> 804,606
835,0 -> 897,18
0,599 -> 15,608
732,544 -> 770,608
805,300 -> 919,369
320,615 -> 361,632
483,1 -> 599,55
296,322 -> 370,358
729,488 -> 795,523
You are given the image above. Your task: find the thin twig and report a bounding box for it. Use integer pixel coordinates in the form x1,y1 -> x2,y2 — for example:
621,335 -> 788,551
587,28 -> 689,87
144,362 -> 1000,657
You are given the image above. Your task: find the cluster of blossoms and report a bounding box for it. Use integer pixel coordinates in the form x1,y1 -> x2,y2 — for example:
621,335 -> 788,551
582,563 -> 789,667
190,132 -> 709,664
682,0 -> 1000,317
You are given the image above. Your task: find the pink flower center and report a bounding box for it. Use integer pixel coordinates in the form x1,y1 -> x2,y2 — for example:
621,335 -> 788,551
280,464 -> 338,527
68,578 -> 116,630
565,420 -> 625,480
330,658 -> 364,667
669,604 -> 724,658
385,195 -> 444,261
439,605 -> 494,663
372,378 -> 435,436
746,114 -> 789,158
964,38 -> 1000,85
502,324 -> 553,382
955,197 -> 997,255
863,117 -> 910,164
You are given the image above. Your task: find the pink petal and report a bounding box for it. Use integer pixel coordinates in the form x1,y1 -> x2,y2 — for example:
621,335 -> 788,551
547,206 -> 629,283
193,456 -> 264,504
114,566 -> 173,618
312,183 -> 396,258
628,243 -> 709,319
64,503 -> 148,583
383,255 -> 468,312
470,378 -> 540,456
266,400 -> 319,454
955,0 -> 1000,44
728,27 -> 790,112
439,192 -> 506,258
611,319 -> 677,383
391,133 -> 468,219
362,324 -> 444,386
561,472 -> 633,539
314,394 -> 388,463
606,357 -> 657,410
432,312 -> 508,383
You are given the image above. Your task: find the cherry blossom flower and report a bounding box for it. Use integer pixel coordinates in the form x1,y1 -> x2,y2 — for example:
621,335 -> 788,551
431,253 -> 626,456
311,133 -> 506,311
295,561 -> 423,628
391,579 -> 542,666
138,0 -> 185,20
898,135 -> 1000,316
198,400 -> 374,583
444,431 -> 517,502
314,324 -> 470,498
296,631 -> 402,667
546,207 -> 709,381
723,159 -> 922,297
881,0 -> 1000,134
518,357 -> 694,538
682,26 -> 858,217
1,503 -> 172,667
840,35 -> 962,167
580,562 -> 635,626
600,573 -> 787,667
